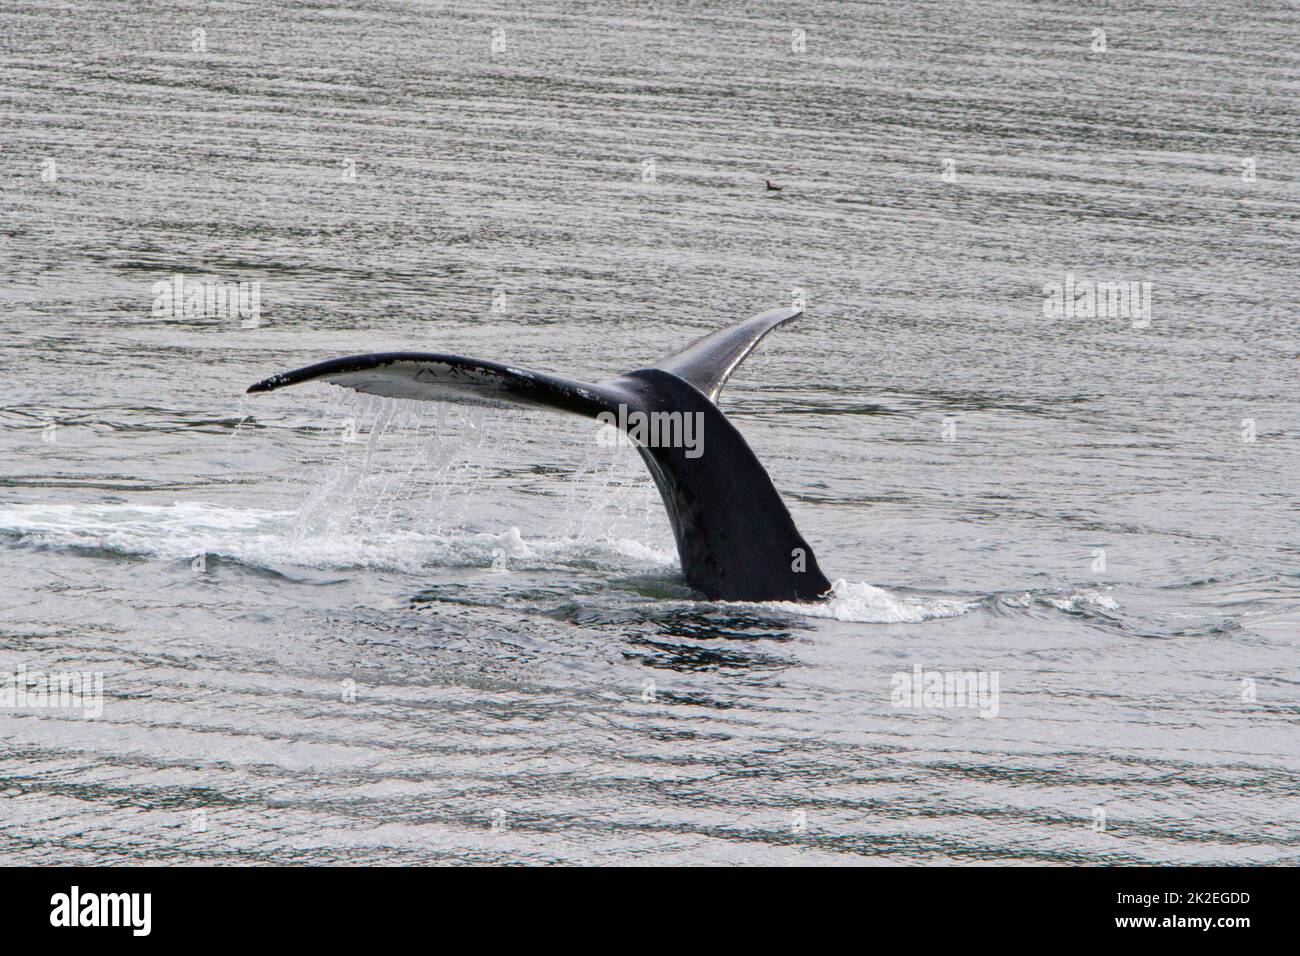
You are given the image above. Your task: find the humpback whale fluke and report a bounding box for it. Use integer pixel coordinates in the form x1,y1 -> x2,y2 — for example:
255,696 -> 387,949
248,307 -> 832,603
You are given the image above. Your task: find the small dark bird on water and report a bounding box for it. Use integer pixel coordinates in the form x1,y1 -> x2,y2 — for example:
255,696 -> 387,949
765,179 -> 782,191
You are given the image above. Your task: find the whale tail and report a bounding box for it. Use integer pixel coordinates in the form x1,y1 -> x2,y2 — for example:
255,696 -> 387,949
248,307 -> 831,602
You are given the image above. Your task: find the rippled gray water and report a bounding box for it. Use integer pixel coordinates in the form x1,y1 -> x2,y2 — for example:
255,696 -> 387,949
1,0 -> 1297,864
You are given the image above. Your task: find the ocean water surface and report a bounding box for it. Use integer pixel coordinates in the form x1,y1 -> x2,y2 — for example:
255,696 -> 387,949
1,0 -> 1297,864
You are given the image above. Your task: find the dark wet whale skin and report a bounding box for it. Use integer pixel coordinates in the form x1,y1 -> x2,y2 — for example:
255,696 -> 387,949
610,368 -> 831,601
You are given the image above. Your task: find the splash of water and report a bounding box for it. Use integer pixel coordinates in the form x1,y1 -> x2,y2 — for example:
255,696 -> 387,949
762,578 -> 977,624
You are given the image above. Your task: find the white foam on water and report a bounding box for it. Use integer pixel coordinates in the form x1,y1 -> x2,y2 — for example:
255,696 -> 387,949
0,500 -> 977,622
993,587 -> 1121,614
1046,588 -> 1120,612
760,578 -> 977,624
0,502 -> 287,557
0,502 -> 674,575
